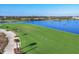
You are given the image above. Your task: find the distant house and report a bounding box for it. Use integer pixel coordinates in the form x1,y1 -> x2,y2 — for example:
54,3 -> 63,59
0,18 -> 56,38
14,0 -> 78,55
72,16 -> 79,19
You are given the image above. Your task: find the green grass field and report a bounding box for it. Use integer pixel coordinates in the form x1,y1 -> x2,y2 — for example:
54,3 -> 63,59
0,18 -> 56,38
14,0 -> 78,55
0,24 -> 79,54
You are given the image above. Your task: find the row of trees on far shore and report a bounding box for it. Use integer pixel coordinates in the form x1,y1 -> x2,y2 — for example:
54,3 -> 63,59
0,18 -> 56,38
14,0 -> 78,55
0,16 -> 79,21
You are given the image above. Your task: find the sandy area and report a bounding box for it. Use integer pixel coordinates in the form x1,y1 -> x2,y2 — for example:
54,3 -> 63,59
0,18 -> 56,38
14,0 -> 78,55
0,29 -> 20,54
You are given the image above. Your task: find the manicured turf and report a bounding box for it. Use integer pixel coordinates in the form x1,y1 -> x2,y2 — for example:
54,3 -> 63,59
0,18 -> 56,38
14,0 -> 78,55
0,24 -> 79,54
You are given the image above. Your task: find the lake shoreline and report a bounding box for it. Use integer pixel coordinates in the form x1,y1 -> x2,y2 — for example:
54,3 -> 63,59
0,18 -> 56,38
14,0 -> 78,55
0,20 -> 79,34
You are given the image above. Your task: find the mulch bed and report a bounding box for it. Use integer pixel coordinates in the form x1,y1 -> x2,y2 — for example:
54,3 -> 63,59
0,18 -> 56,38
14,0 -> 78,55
0,33 -> 8,54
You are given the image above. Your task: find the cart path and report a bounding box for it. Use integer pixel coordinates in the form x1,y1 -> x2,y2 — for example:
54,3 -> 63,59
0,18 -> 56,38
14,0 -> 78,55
0,29 -> 20,54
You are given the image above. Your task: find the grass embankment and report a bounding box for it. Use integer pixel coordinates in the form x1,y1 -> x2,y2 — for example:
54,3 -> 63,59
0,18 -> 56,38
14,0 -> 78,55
0,24 -> 79,54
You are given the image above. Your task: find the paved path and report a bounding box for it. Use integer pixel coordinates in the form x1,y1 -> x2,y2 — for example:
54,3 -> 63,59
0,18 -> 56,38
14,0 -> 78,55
0,29 -> 20,54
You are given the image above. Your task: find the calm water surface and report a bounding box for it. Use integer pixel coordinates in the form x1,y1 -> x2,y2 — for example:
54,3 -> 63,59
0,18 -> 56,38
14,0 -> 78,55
15,20 -> 79,34
1,20 -> 79,34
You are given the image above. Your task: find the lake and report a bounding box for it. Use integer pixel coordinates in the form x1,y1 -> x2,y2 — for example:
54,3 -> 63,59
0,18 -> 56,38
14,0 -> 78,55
1,20 -> 79,34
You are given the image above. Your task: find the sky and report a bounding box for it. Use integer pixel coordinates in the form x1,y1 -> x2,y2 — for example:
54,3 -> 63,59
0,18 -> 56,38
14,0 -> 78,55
0,4 -> 79,16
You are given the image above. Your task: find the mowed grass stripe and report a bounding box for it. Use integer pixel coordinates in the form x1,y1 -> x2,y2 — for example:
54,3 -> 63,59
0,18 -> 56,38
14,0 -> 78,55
0,24 -> 79,53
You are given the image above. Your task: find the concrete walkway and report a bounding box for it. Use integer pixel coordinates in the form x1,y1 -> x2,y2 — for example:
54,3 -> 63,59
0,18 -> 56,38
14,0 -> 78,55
0,29 -> 20,54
